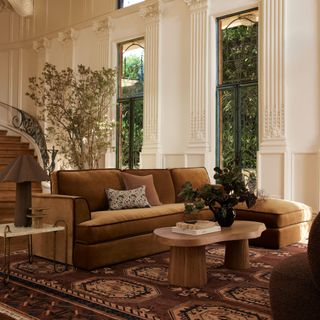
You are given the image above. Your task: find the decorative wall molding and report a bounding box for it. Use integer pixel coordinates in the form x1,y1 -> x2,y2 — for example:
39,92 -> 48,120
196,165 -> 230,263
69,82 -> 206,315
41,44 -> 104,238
92,18 -> 113,69
139,2 -> 161,23
7,0 -> 33,16
185,0 -> 209,149
183,0 -> 208,11
261,0 -> 285,142
32,37 -> 50,53
57,28 -> 78,44
92,17 -> 113,37
0,0 -> 13,12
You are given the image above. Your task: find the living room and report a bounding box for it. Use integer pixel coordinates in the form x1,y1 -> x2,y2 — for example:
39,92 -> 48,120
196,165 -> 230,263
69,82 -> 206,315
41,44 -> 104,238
0,0 -> 319,319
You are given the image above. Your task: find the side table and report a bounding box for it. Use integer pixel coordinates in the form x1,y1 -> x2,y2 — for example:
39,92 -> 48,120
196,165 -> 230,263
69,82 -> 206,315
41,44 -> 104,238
0,221 -> 67,283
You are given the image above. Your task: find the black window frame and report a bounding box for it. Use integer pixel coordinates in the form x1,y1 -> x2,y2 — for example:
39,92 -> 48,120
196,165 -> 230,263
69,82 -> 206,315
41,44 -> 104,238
116,38 -> 145,169
216,8 -> 259,170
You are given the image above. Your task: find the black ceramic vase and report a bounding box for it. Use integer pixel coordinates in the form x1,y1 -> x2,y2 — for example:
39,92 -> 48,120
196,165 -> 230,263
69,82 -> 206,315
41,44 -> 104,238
213,206 -> 236,227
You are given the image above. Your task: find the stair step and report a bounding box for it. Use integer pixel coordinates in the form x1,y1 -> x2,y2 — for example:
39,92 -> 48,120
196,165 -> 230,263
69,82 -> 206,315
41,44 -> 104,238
0,182 -> 16,190
0,212 -> 14,224
0,129 -> 44,218
0,201 -> 15,209
0,136 -> 21,143
0,142 -> 30,150
0,155 -> 38,164
0,149 -> 35,156
0,194 -> 15,201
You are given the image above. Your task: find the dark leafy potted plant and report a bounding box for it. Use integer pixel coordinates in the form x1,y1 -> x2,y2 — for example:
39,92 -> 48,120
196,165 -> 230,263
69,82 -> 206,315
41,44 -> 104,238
178,166 -> 257,227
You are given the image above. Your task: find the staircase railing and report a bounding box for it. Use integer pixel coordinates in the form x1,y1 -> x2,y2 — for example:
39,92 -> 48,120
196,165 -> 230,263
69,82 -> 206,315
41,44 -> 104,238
0,101 -> 57,173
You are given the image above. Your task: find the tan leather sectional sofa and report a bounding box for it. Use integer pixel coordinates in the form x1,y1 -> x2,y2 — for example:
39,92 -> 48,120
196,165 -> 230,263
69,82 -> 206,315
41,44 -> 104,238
32,167 -> 313,270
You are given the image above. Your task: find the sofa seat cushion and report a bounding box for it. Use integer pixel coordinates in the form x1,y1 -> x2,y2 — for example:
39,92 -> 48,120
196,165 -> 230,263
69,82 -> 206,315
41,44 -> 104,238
76,204 -> 213,244
235,198 -> 313,228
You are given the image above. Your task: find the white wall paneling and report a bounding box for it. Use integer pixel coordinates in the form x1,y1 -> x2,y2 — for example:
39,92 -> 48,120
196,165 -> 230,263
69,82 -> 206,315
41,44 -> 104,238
0,51 -> 10,103
9,49 -> 19,106
257,151 -> 285,199
163,154 -> 185,168
185,153 -> 205,168
0,11 -> 11,43
140,153 -> 157,169
20,48 -> 37,113
291,152 -> 319,212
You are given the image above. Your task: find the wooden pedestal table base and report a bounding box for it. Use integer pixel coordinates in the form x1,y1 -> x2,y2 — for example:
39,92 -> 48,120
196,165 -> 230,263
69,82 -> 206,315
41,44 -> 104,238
225,239 -> 250,269
154,221 -> 266,288
169,246 -> 207,287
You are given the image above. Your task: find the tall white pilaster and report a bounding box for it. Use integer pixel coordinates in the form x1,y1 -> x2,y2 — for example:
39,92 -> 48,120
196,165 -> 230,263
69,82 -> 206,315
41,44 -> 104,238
139,1 -> 162,168
57,28 -> 78,69
184,0 -> 212,169
258,0 -> 289,199
92,17 -> 112,69
261,0 -> 285,144
92,18 -> 114,168
33,37 -> 50,73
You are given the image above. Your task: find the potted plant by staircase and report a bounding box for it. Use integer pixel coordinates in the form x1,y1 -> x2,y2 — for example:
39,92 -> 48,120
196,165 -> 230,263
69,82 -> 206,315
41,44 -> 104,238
26,63 -> 116,170
178,166 -> 257,227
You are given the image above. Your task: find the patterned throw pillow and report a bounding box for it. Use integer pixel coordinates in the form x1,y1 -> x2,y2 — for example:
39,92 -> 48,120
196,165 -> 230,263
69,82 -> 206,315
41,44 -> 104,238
106,186 -> 151,210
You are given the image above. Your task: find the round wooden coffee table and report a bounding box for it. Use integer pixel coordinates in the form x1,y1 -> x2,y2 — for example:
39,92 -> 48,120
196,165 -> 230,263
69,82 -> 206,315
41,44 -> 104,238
153,221 -> 266,287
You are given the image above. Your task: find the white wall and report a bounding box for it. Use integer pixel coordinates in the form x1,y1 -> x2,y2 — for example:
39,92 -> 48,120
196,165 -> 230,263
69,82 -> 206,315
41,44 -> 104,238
160,0 -> 189,167
0,0 -> 319,210
285,0 -> 320,210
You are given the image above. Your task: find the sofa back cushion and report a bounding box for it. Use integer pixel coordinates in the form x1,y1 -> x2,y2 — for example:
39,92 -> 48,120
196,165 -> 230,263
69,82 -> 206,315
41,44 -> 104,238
121,172 -> 162,206
170,167 -> 211,202
52,169 -> 123,211
123,169 -> 175,204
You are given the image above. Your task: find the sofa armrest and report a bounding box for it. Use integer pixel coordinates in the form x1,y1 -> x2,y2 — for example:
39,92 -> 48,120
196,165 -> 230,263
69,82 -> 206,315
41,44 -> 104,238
32,193 -> 91,265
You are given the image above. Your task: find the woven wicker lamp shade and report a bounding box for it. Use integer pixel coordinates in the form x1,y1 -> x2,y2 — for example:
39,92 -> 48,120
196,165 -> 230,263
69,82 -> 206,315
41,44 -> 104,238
0,155 -> 48,227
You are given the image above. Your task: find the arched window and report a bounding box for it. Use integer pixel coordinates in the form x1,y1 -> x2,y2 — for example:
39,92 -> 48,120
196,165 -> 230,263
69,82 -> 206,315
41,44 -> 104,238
216,9 -> 259,170
117,38 -> 144,169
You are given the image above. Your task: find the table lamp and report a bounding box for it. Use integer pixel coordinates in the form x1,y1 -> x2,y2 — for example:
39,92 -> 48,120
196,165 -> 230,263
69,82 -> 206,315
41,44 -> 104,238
0,154 -> 49,227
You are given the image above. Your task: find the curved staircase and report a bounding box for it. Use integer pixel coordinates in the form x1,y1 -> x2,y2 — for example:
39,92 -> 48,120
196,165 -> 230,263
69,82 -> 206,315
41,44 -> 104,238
0,129 -> 42,223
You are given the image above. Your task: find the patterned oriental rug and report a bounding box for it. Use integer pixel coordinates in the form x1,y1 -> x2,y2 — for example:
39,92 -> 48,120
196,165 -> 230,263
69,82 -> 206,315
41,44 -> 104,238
0,242 -> 307,320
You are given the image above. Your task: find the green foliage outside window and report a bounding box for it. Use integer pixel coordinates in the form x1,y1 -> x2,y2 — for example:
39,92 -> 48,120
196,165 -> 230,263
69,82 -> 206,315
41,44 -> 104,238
118,42 -> 144,169
218,14 -> 258,170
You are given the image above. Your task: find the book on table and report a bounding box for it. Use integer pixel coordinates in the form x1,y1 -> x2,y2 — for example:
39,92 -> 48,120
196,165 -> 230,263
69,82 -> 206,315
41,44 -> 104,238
172,220 -> 221,235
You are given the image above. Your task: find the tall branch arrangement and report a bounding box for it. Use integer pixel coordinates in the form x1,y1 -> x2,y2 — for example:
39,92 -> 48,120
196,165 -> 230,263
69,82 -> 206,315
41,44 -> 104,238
27,63 -> 116,169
